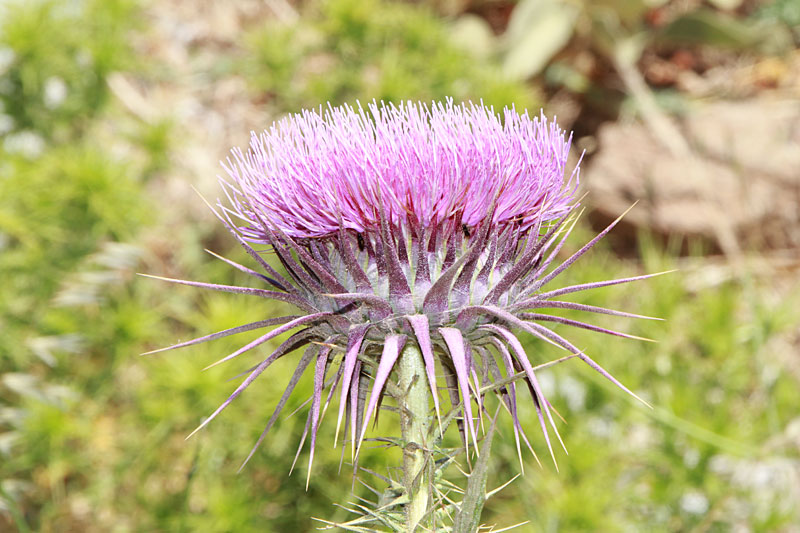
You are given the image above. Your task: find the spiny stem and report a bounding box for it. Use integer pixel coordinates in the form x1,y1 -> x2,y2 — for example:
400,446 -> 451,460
397,343 -> 430,532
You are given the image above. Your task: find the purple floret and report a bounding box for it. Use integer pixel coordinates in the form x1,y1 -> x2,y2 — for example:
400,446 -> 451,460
221,100 -> 579,239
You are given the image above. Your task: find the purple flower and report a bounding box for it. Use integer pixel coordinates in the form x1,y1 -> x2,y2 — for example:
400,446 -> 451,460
145,100 -> 660,473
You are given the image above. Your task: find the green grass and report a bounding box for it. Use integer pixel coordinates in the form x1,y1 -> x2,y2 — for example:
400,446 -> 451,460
240,0 -> 538,113
0,0 -> 139,142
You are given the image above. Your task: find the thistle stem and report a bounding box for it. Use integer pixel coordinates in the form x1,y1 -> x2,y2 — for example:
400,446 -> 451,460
397,342 -> 430,532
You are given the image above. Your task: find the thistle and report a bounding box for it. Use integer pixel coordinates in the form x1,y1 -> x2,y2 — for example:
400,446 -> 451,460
144,100 -> 663,531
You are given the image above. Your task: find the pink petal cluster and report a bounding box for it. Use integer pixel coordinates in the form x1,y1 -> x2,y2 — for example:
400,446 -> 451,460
222,100 -> 579,238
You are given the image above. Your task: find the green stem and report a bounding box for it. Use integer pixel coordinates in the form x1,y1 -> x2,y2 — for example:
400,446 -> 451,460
397,342 -> 430,532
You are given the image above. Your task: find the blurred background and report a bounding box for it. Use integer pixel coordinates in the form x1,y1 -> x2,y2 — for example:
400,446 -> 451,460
1,0 -> 798,531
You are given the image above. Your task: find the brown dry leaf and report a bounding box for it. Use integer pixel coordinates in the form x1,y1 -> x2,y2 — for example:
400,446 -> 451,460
585,96 -> 800,252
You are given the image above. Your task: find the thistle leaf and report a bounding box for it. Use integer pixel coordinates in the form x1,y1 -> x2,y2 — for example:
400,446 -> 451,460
452,410 -> 499,533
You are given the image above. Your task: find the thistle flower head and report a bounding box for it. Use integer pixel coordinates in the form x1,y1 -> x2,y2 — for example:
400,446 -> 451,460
147,100 -> 660,475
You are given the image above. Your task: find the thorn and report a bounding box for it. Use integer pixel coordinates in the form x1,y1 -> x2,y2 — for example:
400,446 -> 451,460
185,422 -> 206,441
631,391 -> 654,410
136,272 -> 170,281
202,358 -> 227,371
652,268 -> 680,276
616,201 -> 638,221
486,474 -> 520,499
548,403 -> 568,425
